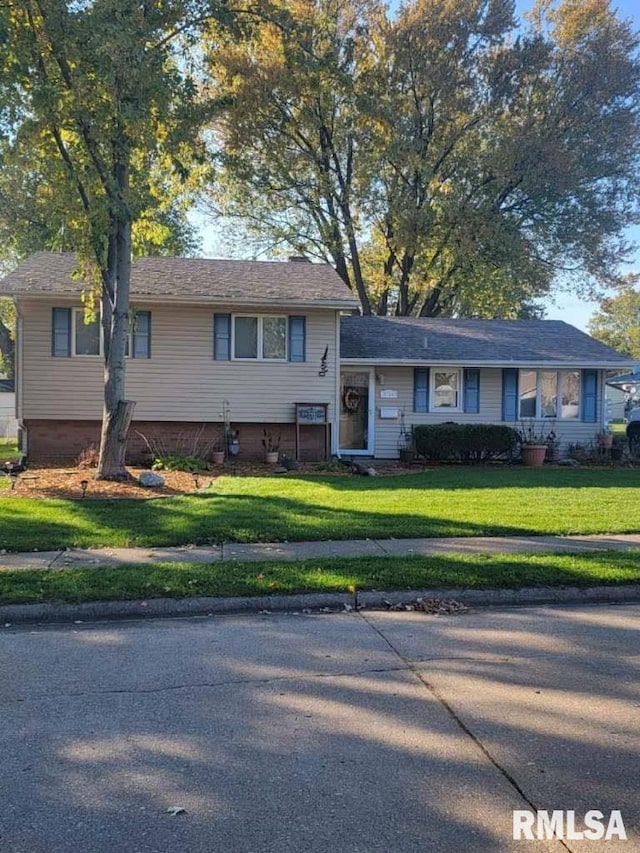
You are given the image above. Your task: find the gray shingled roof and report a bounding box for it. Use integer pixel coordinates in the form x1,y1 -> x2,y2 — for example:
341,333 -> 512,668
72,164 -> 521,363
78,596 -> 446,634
340,316 -> 631,367
0,252 -> 359,308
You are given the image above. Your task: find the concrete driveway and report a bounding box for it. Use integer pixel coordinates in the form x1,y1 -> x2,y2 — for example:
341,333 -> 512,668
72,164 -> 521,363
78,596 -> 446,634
1,604 -> 638,852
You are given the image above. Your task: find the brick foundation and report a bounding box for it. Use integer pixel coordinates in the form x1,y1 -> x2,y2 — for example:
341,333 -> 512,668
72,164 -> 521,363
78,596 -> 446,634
23,420 -> 330,466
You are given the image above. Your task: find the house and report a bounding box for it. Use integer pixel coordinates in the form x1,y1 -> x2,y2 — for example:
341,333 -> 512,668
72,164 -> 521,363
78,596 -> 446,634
0,252 -> 631,463
338,316 -> 631,457
0,378 -> 17,439
1,252 -> 358,463
606,368 -> 640,421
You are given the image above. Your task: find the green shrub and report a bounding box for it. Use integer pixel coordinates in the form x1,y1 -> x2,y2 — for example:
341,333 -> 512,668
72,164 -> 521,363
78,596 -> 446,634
413,423 -> 517,463
151,454 -> 207,472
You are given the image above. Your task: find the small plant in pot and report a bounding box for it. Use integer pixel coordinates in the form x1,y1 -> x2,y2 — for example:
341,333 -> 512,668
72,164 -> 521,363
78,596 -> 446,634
596,428 -> 613,450
262,429 -> 281,464
211,436 -> 225,465
517,420 -> 554,467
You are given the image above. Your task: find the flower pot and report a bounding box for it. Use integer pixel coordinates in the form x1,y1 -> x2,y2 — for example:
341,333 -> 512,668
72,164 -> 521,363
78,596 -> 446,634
212,451 -> 225,465
265,451 -> 279,465
521,444 -> 547,467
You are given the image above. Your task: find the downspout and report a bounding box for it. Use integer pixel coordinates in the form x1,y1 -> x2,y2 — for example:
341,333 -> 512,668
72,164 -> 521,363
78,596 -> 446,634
15,299 -> 25,454
333,311 -> 341,457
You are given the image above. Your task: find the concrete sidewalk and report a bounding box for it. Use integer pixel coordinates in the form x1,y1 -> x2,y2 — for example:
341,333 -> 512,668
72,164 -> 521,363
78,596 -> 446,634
1,532 -> 640,571
2,533 -> 640,625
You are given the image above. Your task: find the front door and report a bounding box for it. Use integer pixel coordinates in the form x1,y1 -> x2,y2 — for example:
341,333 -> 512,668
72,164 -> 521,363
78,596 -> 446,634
339,370 -> 373,455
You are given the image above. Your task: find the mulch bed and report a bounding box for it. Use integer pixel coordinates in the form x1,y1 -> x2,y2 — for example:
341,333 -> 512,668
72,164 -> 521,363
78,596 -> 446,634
1,459 -> 423,500
2,467 -> 208,500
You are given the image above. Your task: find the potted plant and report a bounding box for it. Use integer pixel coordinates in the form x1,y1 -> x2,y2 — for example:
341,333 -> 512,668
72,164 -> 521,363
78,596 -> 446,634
517,420 -> 552,467
545,430 -> 559,464
262,429 -> 281,464
211,436 -> 225,465
597,428 -> 614,450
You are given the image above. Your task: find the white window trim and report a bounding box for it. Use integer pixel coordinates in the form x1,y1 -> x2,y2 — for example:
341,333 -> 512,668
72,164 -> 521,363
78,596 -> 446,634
231,314 -> 288,361
430,367 -> 463,413
72,308 -> 102,358
519,370 -> 580,420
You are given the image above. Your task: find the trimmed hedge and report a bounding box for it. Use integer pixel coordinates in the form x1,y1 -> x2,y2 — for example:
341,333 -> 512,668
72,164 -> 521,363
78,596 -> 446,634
413,423 -> 518,463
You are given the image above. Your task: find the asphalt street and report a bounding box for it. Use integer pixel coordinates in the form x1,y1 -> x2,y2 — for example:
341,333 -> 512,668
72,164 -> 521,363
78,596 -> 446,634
1,604 -> 638,852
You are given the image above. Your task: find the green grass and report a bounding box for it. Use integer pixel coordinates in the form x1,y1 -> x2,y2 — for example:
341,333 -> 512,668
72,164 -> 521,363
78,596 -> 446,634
1,550 -> 638,606
1,467 -> 639,553
0,438 -> 19,458
0,440 -> 19,492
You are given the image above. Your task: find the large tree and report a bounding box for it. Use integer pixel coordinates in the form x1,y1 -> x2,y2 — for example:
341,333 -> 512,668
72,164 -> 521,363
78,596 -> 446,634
205,0 -> 380,313
588,277 -> 640,359
205,0 -> 640,318
0,0 -> 230,477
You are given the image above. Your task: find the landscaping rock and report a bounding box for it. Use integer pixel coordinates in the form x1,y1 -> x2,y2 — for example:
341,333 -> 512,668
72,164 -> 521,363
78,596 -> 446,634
138,471 -> 165,487
273,466 -> 289,475
281,456 -> 301,471
351,461 -> 378,476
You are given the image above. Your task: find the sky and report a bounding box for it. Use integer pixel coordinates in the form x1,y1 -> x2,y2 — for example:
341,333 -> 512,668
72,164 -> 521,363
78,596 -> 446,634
196,0 -> 640,332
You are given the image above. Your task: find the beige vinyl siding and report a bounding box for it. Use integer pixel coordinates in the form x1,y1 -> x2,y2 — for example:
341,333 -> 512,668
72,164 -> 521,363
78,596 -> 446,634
20,300 -> 337,422
351,366 -> 605,458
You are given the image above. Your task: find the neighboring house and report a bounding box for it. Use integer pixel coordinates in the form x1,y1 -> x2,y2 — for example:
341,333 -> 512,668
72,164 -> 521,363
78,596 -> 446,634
0,252 -> 631,463
1,252 -> 358,463
0,378 -> 17,440
606,368 -> 640,421
339,316 -> 631,457
605,384 -> 626,422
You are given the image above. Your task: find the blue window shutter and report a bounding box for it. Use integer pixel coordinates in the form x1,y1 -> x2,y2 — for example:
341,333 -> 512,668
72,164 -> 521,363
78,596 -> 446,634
213,314 -> 231,360
582,369 -> 598,422
288,316 -> 306,362
414,368 -> 429,413
52,308 -> 71,357
463,369 -> 480,414
502,368 -> 518,421
132,311 -> 151,359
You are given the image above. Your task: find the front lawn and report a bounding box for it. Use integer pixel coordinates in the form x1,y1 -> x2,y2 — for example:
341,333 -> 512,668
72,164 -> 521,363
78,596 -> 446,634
0,467 -> 639,552
0,440 -> 19,492
1,549 -> 638,606
0,438 -> 19,459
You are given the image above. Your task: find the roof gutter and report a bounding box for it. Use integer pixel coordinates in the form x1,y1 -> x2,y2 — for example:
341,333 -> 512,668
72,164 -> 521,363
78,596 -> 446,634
340,358 -> 634,369
9,292 -> 360,311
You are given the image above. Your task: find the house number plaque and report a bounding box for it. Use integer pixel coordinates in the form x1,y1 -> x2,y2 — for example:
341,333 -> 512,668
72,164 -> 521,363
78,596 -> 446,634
296,404 -> 327,424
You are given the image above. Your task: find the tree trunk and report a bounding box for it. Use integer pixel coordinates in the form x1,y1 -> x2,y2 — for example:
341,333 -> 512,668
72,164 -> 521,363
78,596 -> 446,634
96,157 -> 135,479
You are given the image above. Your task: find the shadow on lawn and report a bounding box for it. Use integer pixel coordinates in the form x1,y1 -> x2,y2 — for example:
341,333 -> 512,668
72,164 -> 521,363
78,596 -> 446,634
0,489 -> 559,553
1,464 -> 639,553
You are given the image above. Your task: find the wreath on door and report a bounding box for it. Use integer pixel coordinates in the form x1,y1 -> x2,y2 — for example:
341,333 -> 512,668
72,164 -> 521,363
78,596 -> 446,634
343,387 -> 362,412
